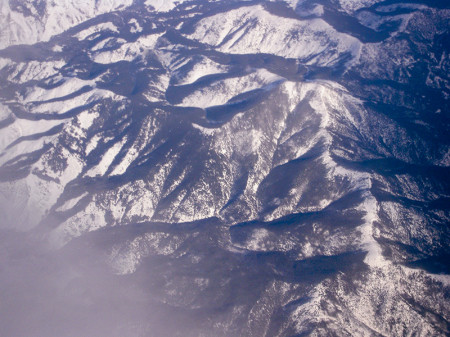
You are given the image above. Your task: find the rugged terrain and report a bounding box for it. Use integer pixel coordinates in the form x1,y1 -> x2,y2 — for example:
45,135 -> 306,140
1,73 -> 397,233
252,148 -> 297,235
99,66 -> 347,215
0,0 -> 449,336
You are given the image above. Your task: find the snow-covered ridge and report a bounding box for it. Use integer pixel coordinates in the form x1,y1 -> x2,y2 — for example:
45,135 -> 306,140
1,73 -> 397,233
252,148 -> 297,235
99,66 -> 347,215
178,68 -> 283,108
75,22 -> 119,41
174,56 -> 229,86
92,33 -> 163,64
188,5 -> 361,66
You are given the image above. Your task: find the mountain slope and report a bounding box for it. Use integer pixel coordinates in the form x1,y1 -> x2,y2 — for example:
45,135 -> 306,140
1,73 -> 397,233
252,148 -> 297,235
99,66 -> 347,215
0,1 -> 449,336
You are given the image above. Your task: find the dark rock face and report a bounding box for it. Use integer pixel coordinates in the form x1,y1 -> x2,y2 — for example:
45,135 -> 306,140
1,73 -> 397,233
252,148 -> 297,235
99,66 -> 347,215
0,1 -> 449,336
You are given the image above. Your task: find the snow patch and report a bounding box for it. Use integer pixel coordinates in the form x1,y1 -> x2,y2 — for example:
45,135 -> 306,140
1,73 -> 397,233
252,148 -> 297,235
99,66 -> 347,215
0,57 -> 13,71
52,45 -> 63,52
128,18 -> 143,33
192,123 -> 216,136
145,0 -> 190,12
56,192 -> 89,212
85,137 -> 127,177
85,134 -> 101,156
76,109 -> 99,130
358,194 -> 388,267
246,228 -> 270,251
0,102 -> 12,122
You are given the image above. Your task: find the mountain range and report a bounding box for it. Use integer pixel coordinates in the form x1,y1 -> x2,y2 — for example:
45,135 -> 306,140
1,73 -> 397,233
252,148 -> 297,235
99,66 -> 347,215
0,0 -> 449,336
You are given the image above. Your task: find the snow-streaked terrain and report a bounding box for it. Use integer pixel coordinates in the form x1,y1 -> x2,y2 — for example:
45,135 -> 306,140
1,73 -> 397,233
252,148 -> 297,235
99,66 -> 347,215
0,0 -> 449,336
